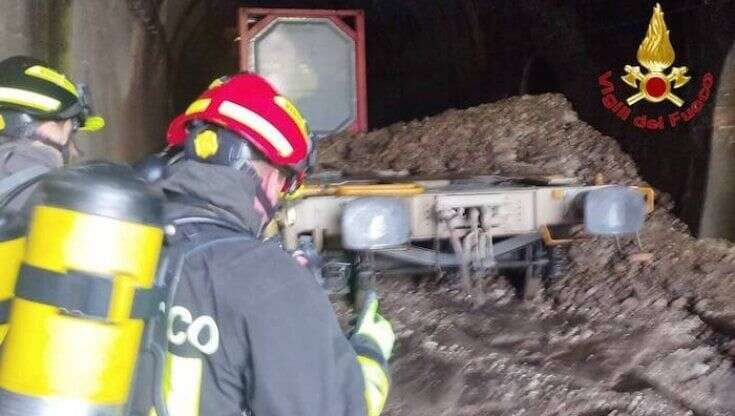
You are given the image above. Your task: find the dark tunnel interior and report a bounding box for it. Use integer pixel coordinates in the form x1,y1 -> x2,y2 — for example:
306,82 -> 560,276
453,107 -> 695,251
520,56 -> 561,96
166,0 -> 735,235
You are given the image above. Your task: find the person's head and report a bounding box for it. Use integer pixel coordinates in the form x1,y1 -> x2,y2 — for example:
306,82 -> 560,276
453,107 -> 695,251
0,56 -> 105,163
167,73 -> 313,219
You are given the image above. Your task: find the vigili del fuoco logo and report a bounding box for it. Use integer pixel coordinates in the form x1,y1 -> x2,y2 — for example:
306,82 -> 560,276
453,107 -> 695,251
597,3 -> 714,131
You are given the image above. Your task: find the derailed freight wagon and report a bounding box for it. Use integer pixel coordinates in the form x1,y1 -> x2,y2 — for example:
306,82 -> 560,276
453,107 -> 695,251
279,173 -> 654,297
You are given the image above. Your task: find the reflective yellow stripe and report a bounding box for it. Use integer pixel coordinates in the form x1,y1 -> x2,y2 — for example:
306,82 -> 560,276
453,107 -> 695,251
357,356 -> 389,416
0,87 -> 61,112
24,65 -> 78,96
208,78 -> 225,89
185,98 -> 211,115
163,353 -> 203,416
274,96 -> 310,141
0,114 -> 5,131
218,100 -> 294,157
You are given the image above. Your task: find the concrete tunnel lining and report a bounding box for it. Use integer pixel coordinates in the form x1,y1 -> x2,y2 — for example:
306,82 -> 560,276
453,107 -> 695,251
701,43 -> 735,239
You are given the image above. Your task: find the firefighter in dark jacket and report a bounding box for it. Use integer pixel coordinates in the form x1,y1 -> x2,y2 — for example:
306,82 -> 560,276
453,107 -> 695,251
130,73 -> 394,416
0,56 -> 105,211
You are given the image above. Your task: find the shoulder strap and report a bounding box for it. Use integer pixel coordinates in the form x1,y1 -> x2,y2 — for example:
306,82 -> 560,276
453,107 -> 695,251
169,216 -> 245,234
138,217 -> 254,416
0,165 -> 51,209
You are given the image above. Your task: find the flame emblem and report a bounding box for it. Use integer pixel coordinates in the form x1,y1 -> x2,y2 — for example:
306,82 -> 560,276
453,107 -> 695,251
621,3 -> 690,107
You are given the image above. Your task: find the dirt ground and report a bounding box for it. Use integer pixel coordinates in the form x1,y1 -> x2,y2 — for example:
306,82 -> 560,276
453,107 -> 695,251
319,94 -> 735,416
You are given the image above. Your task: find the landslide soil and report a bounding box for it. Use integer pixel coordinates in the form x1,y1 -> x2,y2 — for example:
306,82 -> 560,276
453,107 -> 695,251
321,94 -> 735,416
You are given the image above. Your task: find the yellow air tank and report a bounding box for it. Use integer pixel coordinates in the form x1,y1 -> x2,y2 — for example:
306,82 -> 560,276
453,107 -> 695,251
0,212 -> 25,344
0,163 -> 165,415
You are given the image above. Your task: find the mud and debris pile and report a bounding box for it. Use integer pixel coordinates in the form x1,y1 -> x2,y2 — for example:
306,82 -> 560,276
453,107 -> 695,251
318,94 -> 640,186
320,94 -> 735,416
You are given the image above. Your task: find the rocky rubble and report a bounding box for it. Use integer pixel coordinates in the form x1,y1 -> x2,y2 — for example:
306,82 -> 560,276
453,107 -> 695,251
318,94 -> 640,186
320,94 -> 735,416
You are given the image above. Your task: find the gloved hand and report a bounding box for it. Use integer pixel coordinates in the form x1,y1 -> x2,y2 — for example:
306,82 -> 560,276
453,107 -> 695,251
353,291 -> 395,362
350,291 -> 394,416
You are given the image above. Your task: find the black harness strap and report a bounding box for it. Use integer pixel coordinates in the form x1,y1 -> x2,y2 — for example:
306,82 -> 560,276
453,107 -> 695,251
0,166 -> 49,195
15,264 -> 162,321
131,286 -> 166,320
0,165 -> 50,209
0,299 -> 10,324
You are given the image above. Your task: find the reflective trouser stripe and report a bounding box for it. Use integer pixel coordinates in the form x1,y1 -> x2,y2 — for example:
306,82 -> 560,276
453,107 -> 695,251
357,356 -> 390,416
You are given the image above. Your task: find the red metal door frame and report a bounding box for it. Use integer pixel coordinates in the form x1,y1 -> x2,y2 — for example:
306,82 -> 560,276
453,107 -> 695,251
238,8 -> 368,133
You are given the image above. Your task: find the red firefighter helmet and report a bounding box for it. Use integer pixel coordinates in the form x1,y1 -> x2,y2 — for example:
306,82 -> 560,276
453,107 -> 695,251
167,73 -> 312,179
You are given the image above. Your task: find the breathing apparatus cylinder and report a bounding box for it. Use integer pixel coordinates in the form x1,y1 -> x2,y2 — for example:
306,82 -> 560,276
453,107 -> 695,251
0,213 -> 25,344
0,164 -> 165,415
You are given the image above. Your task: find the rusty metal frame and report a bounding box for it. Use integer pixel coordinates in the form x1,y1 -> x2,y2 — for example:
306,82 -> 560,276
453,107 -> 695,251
238,7 -> 368,133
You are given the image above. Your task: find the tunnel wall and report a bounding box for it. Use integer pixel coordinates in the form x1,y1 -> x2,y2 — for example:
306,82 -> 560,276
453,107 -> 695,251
0,0 -> 169,163
0,1 -> 49,59
701,46 -> 735,238
60,0 -> 170,162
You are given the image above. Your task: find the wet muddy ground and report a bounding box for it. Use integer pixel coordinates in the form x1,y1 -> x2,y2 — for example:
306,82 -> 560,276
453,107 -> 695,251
321,94 -> 735,415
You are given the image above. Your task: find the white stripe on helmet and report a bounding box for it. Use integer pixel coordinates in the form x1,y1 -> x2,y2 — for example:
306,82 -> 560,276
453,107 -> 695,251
218,100 -> 294,157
